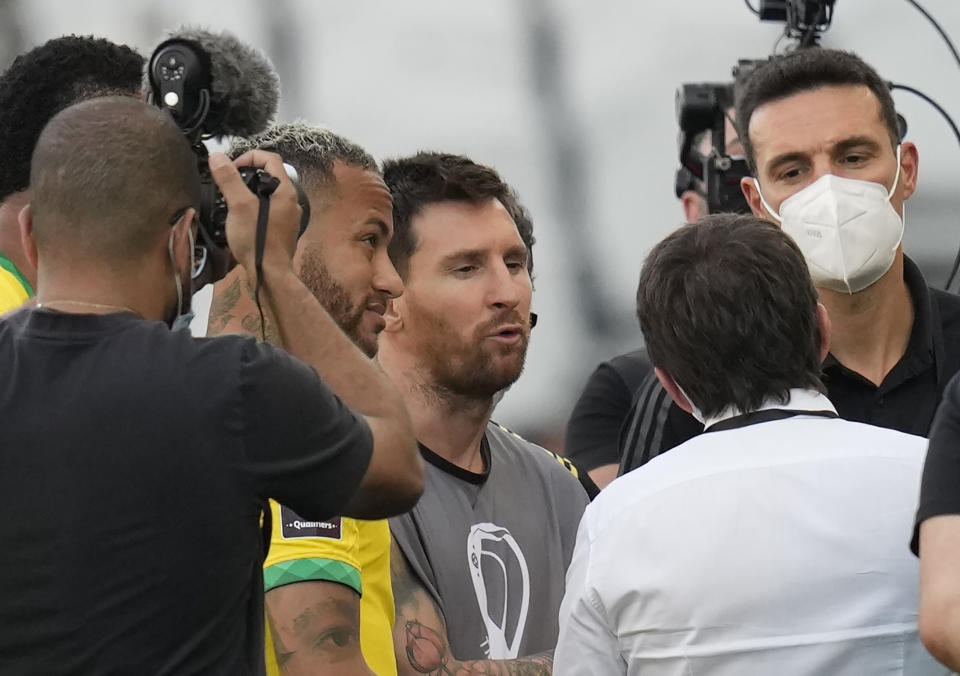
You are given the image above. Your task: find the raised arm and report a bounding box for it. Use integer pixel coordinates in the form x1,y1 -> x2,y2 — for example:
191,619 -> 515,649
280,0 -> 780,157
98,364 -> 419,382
210,151 -> 423,519
390,538 -> 553,676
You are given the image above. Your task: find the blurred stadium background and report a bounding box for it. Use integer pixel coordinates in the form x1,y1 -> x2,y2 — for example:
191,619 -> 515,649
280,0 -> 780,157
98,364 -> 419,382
3,0 -> 959,450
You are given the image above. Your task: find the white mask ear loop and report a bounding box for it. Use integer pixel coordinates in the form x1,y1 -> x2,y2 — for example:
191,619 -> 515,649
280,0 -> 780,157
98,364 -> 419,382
887,145 -> 903,200
674,380 -> 705,425
752,178 -> 783,223
167,222 -> 188,318
753,144 -> 902,220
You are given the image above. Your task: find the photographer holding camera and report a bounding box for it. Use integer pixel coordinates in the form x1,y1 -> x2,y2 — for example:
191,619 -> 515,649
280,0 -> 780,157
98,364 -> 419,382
0,96 -> 422,675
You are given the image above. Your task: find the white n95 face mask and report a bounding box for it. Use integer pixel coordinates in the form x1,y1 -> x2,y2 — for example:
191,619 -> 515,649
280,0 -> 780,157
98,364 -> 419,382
755,146 -> 904,294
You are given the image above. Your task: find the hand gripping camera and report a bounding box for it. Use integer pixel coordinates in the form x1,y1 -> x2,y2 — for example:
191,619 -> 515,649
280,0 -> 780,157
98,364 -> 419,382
146,28 -> 310,287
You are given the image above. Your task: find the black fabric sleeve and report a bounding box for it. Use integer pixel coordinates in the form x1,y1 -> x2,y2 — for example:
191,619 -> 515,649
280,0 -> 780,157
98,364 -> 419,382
565,353 -> 649,471
239,341 -> 373,521
913,374 -> 960,554
575,465 -> 601,500
618,373 -> 704,476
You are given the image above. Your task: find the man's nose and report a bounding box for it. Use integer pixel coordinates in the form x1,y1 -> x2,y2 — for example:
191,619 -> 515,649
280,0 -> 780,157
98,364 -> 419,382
374,249 -> 403,299
488,262 -> 522,310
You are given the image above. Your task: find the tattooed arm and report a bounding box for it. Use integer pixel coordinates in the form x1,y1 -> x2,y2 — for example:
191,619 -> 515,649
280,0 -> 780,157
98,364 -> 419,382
206,268 -> 281,343
390,538 -> 553,676
265,581 -> 376,676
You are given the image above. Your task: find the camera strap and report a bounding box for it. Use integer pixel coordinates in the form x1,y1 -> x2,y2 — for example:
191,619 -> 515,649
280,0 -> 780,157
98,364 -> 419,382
252,183 -> 276,342
252,187 -> 276,565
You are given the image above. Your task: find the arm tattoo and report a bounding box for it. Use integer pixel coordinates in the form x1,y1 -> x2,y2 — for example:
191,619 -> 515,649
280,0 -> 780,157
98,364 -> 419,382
266,584 -> 367,675
391,538 -> 553,676
241,312 -> 281,344
207,276 -> 242,335
405,620 -> 552,675
266,604 -> 297,668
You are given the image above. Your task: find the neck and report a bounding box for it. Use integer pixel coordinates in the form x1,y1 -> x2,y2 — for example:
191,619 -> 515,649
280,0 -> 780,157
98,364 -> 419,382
820,253 -> 913,386
378,345 -> 493,473
0,194 -> 35,290
36,256 -> 172,321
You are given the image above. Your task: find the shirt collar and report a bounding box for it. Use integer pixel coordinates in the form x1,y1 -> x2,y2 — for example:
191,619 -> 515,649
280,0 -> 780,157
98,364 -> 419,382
901,254 -> 934,361
822,255 -> 933,371
702,388 -> 837,430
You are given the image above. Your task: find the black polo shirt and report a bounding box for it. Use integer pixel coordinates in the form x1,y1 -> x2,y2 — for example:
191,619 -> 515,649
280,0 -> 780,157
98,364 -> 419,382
565,349 -> 650,472
822,257 -> 960,436
617,256 -> 960,475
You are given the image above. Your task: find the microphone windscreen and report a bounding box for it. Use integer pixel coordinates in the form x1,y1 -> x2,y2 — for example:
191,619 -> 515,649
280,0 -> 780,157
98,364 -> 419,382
166,26 -> 280,138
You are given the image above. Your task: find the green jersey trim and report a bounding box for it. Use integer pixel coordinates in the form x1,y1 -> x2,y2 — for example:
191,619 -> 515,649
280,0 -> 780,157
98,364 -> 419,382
0,253 -> 32,296
264,557 -> 362,595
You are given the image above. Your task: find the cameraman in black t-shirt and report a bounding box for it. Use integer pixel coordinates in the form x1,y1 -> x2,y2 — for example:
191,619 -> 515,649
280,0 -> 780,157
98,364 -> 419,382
0,96 -> 423,675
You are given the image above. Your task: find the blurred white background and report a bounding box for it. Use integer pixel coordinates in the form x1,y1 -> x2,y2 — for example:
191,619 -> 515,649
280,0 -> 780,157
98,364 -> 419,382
3,0 -> 959,448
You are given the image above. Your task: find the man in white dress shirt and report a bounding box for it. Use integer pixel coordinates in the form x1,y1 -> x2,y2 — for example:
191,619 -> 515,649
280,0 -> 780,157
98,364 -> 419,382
554,213 -> 947,676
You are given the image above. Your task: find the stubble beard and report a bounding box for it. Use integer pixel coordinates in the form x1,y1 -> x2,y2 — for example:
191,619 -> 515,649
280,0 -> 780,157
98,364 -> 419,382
297,247 -> 374,357
416,310 -> 529,401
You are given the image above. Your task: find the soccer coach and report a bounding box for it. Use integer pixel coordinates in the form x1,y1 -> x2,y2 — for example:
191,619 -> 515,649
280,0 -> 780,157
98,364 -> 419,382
0,96 -> 423,675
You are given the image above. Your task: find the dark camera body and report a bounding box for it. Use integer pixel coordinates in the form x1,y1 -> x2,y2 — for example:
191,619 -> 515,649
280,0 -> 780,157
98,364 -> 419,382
146,36 -> 309,286
758,0 -> 836,46
674,82 -> 750,215
198,166 -> 278,250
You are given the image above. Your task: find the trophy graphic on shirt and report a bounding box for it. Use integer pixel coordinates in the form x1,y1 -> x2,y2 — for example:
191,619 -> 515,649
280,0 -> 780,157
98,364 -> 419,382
467,523 -> 531,659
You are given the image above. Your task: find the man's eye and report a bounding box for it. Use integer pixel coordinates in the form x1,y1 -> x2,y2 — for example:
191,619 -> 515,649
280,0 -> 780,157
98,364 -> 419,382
313,627 -> 356,652
455,266 -> 477,274
506,261 -> 524,271
842,154 -> 867,165
362,234 -> 379,247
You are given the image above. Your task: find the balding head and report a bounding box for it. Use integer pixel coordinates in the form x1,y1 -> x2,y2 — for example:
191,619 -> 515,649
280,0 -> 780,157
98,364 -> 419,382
29,96 -> 200,267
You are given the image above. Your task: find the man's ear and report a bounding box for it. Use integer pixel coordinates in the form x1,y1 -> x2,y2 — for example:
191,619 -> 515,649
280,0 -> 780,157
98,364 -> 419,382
654,366 -> 693,415
899,141 -> 919,202
384,297 -> 403,333
680,190 -> 707,223
740,176 -> 768,220
816,302 -> 832,363
18,203 -> 38,271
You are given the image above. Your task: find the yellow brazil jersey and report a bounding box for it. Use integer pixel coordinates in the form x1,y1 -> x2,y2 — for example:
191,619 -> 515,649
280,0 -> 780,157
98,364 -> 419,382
0,254 -> 32,314
263,500 -> 396,676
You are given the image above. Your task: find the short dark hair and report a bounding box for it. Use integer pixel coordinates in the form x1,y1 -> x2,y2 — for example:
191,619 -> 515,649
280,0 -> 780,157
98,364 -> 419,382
736,49 -> 899,175
0,35 -> 144,201
30,97 -> 200,263
228,122 -> 378,206
382,152 -> 535,278
636,213 -> 824,418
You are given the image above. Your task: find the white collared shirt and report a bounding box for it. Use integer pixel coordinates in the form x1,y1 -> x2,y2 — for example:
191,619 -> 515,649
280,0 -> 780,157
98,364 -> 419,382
188,284 -> 213,337
555,389 -> 949,676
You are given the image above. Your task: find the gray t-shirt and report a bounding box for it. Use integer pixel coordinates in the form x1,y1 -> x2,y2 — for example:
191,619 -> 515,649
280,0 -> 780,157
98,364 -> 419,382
390,422 -> 589,661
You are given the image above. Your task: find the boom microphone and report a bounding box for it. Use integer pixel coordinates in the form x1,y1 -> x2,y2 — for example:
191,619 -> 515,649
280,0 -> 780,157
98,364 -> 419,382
146,26 -> 280,141
145,27 -> 304,290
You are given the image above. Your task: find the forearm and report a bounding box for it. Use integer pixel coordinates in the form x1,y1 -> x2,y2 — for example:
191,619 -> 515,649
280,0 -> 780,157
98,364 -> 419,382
918,517 -> 960,671
920,603 -> 960,670
259,262 -> 404,422
266,580 -> 376,676
399,619 -> 552,676
443,651 -> 553,676
393,540 -> 552,676
260,262 -> 422,516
